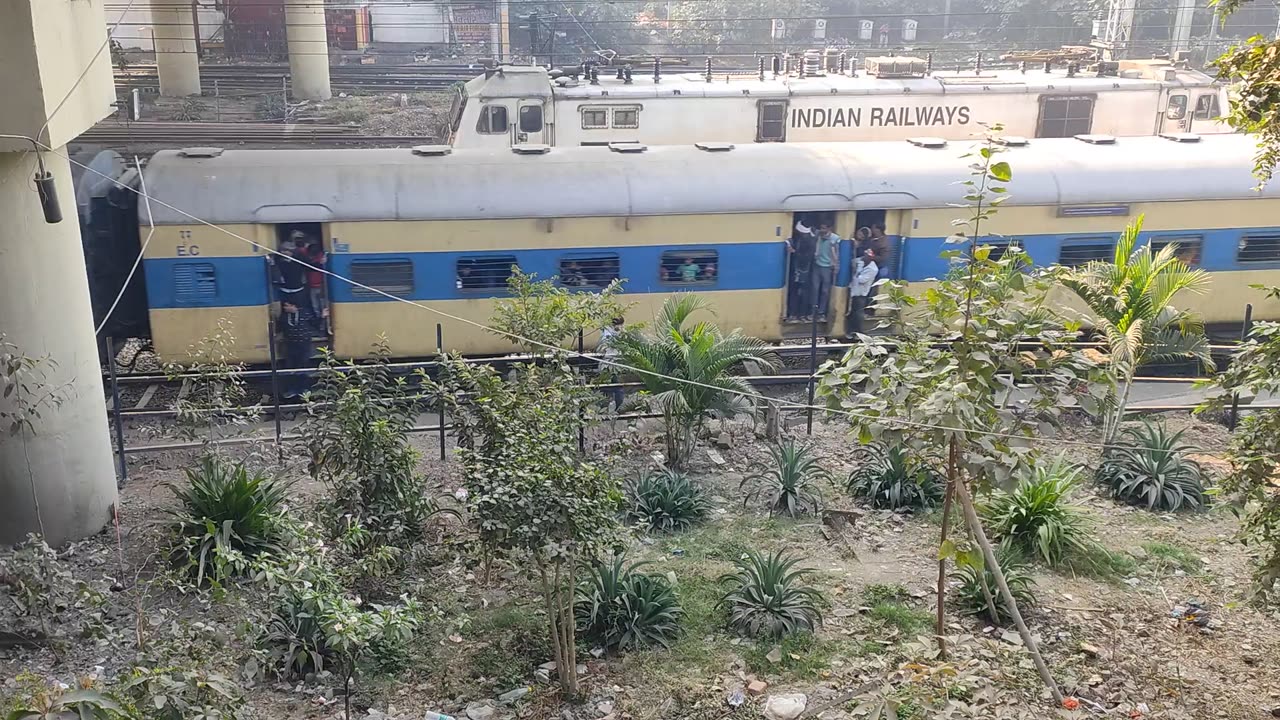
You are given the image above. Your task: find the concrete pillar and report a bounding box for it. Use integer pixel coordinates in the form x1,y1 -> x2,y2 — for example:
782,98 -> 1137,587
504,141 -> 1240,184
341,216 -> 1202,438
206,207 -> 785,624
285,0 -> 332,101
151,0 -> 202,96
1171,0 -> 1196,55
0,150 -> 118,546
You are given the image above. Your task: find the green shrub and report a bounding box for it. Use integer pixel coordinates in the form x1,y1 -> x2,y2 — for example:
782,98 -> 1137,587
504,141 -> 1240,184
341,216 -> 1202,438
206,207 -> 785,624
2,675 -> 122,720
576,554 -> 683,651
625,469 -> 710,532
860,583 -> 909,606
867,601 -> 933,636
952,551 -> 1037,626
846,445 -> 944,510
720,550 -> 824,639
741,440 -> 831,517
981,458 -> 1099,567
117,666 -> 247,720
167,454 -> 289,586
1097,420 -> 1210,512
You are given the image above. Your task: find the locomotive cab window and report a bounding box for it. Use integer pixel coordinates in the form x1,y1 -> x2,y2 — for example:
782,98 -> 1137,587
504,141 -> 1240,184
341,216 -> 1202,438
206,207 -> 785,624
660,250 -> 719,284
1166,94 -> 1188,120
173,262 -> 217,303
476,104 -> 508,134
1238,233 -> 1280,264
519,104 -> 543,133
1151,236 -> 1202,266
757,101 -> 787,142
1058,240 -> 1114,267
581,107 -> 609,129
560,254 -> 620,288
1036,95 -> 1095,138
458,256 -> 518,291
350,259 -> 414,298
1193,94 -> 1220,120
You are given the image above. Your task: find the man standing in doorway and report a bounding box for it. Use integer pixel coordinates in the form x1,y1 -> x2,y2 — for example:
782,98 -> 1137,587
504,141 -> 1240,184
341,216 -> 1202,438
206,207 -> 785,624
865,223 -> 891,315
787,221 -> 817,319
846,247 -> 879,337
811,222 -> 841,321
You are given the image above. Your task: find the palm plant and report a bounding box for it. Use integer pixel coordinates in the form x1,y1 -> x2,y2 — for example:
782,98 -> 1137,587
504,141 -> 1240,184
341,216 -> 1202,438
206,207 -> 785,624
575,554 -> 683,652
167,454 -> 290,586
1058,214 -> 1212,443
1097,420 -> 1210,511
720,550 -> 824,639
846,445 -> 944,510
609,294 -> 779,467
625,469 -> 711,532
741,440 -> 831,517
981,458 -> 1100,567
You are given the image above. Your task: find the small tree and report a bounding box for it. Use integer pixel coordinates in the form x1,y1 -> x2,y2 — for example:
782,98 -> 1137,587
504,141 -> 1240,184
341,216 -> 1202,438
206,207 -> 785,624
1059,215 -> 1212,444
166,319 -> 259,448
430,356 -> 619,697
610,294 -> 778,467
490,269 -> 626,354
817,131 -> 1106,702
1,334 -> 71,540
1198,286 -> 1280,602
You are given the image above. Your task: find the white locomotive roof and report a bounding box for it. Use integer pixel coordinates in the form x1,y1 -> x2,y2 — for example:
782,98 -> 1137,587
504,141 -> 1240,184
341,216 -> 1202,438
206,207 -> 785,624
142,134 -> 1273,226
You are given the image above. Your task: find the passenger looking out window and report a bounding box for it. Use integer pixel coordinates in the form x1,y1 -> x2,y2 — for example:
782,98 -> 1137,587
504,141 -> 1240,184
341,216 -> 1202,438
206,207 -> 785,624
561,261 -> 589,287
678,257 -> 701,282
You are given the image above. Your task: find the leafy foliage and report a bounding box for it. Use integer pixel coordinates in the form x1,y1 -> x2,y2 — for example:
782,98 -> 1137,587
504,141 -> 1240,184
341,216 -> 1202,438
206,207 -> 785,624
1097,420 -> 1209,512
610,294 -> 778,467
116,666 -> 247,720
575,554 -> 683,651
625,468 -> 710,532
1058,215 -> 1211,443
166,455 -> 289,586
846,445 -> 944,510
0,333 -> 68,438
953,550 -> 1037,626
489,268 -> 626,353
720,550 -> 824,639
658,0 -> 822,50
981,458 -> 1100,567
741,440 -> 831,517
1211,16 -> 1280,185
165,319 -> 258,446
3,682 -> 123,720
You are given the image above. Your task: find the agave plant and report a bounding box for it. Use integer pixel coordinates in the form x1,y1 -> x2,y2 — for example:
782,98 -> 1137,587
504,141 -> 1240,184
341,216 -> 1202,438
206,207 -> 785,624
741,440 -> 831,517
167,454 -> 290,586
981,457 -> 1100,567
846,445 -> 944,510
625,469 -> 711,532
575,554 -> 683,652
952,551 -> 1038,626
1097,420 -> 1210,512
262,591 -> 330,678
720,550 -> 824,639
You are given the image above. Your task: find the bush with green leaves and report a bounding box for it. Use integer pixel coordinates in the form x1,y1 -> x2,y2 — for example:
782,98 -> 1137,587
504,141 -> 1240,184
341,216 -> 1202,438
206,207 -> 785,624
167,454 -> 289,586
2,675 -> 122,720
720,550 -> 824,639
575,554 -> 682,652
741,440 -> 831,517
981,458 -> 1099,568
1096,420 -> 1209,512
116,666 -> 247,720
625,469 -> 710,532
952,551 -> 1037,626
846,445 -> 944,510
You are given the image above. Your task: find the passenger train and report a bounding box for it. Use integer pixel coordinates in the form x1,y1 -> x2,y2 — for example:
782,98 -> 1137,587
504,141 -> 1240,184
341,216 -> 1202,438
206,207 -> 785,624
82,133 -> 1280,364
445,54 -> 1228,150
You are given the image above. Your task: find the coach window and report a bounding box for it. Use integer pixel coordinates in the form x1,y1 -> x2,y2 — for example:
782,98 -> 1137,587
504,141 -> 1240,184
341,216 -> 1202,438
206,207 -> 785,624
1058,240 -> 1114,268
978,241 -> 1023,263
582,107 -> 609,129
519,104 -> 544,133
476,104 -> 508,134
1193,94 -> 1220,121
1166,94 -> 1188,120
1151,236 -> 1202,266
1238,233 -> 1280,264
458,256 -> 518,291
560,254 -> 620,288
1036,95 -> 1095,138
612,106 -> 640,129
660,250 -> 719,285
350,259 -> 414,298
173,262 -> 217,303
757,101 -> 787,142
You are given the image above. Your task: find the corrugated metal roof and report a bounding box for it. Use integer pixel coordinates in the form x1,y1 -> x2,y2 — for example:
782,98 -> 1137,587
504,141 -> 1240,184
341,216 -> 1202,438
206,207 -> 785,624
141,134 -> 1275,226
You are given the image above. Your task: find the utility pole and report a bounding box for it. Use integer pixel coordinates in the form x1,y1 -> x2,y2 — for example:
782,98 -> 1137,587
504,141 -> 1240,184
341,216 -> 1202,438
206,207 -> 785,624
1171,0 -> 1195,55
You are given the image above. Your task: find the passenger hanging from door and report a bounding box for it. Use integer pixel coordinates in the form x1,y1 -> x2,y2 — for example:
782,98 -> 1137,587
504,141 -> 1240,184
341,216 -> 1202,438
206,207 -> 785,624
864,222 -> 890,316
810,221 -> 841,321
786,220 -> 817,319
275,231 -> 308,309
299,238 -> 329,331
846,246 -> 879,338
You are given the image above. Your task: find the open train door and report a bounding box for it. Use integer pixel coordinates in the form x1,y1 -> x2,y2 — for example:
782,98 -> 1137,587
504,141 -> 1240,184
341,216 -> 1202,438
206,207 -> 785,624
514,99 -> 549,146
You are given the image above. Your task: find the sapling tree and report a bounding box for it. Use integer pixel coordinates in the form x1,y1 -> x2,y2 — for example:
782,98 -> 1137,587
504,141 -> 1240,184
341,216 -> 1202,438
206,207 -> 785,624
428,356 -> 619,698
816,129 -> 1107,702
490,269 -> 626,354
166,319 -> 259,449
1,334 -> 70,540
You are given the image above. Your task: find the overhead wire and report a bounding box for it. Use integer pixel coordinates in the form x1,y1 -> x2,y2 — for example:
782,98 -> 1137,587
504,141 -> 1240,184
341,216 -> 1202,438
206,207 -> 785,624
45,139 -> 1255,457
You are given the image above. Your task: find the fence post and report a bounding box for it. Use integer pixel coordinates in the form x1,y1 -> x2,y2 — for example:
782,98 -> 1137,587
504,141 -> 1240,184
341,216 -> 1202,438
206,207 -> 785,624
267,311 -> 283,464
105,337 -> 128,486
578,328 -> 586,453
805,252 -> 820,435
437,323 -> 446,461
214,79 -> 221,122
1228,303 -> 1253,430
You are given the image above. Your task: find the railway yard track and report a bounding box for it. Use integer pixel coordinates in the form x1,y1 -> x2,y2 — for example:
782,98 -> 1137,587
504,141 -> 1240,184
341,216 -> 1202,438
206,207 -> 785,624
77,121 -> 432,146
113,62 -> 483,93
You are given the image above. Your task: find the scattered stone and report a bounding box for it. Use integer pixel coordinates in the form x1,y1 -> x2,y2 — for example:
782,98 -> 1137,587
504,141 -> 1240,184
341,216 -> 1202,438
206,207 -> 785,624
726,689 -> 746,707
1123,577 -> 1142,587
597,701 -> 615,715
1270,707 -> 1280,718
763,693 -> 807,720
1079,643 -> 1102,658
747,679 -> 768,695
498,686 -> 531,703
713,432 -> 732,449
1000,630 -> 1023,646
765,646 -> 784,664
465,703 -> 496,720
590,647 -> 605,658
707,448 -> 727,465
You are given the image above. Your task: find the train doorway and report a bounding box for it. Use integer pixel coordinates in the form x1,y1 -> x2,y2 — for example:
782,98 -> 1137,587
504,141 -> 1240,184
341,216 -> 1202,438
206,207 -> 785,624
515,100 -> 548,146
271,222 -> 331,338
784,211 -> 837,322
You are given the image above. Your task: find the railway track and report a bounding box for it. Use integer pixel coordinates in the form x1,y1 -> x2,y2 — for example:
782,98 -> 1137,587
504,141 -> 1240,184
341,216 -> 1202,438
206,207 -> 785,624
114,63 -> 484,93
77,121 -> 433,146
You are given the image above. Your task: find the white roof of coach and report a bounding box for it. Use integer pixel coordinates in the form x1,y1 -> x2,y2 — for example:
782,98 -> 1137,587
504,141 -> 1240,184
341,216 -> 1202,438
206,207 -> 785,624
142,134 -> 1274,226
